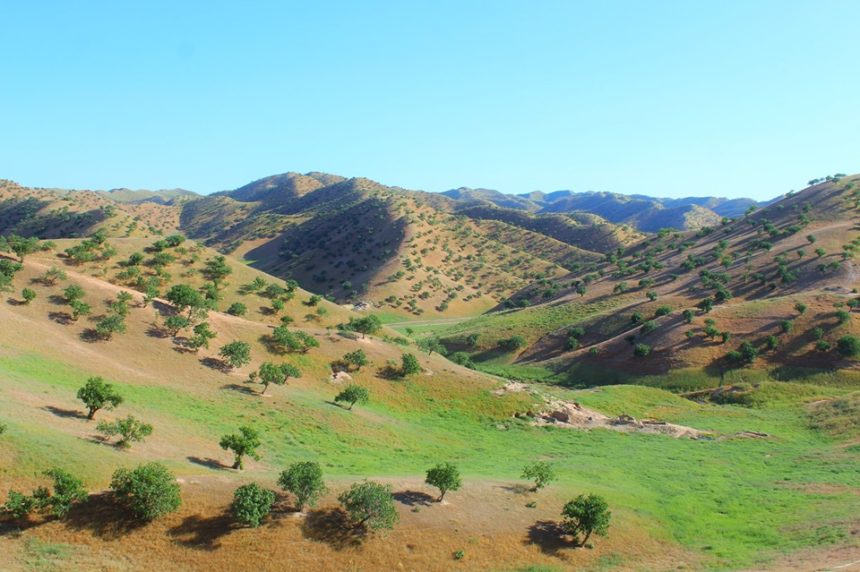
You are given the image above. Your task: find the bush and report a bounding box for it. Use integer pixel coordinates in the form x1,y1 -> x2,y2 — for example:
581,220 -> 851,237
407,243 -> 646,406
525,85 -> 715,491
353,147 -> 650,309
654,305 -> 671,317
337,481 -> 398,531
21,288 -> 36,304
816,340 -> 832,351
836,335 -> 860,357
400,353 -> 421,376
226,302 -> 247,316
110,462 -> 181,521
633,343 -> 651,357
498,335 -> 526,352
232,483 -> 275,527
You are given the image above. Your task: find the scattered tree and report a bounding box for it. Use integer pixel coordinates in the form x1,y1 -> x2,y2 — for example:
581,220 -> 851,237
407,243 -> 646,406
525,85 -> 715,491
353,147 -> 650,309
836,335 -> 860,358
257,362 -> 301,394
337,481 -> 398,531
400,353 -> 421,376
110,462 -> 181,520
334,384 -> 370,410
220,426 -> 262,470
278,461 -> 326,511
219,341 -> 251,369
77,377 -> 123,420
561,494 -> 611,545
425,462 -> 462,502
521,461 -> 556,492
96,415 -> 153,448
231,483 -> 275,527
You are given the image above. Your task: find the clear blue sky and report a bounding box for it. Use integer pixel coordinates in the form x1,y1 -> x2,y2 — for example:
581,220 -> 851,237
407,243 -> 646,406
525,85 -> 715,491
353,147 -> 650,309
1,1 -> 858,200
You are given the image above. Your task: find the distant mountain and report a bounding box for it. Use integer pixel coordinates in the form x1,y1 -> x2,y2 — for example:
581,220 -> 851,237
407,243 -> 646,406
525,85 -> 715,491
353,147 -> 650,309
97,188 -> 199,205
443,187 -> 770,232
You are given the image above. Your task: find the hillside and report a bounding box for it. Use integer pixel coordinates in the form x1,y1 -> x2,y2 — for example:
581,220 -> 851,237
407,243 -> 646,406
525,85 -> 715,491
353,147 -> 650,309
426,175 -> 860,389
179,173 -> 641,317
1,234 -> 858,571
0,180 -> 181,239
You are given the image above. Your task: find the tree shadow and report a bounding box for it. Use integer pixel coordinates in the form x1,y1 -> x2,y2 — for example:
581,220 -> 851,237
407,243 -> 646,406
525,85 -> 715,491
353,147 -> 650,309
200,357 -> 230,372
393,490 -> 434,507
48,311 -> 73,325
80,329 -> 108,343
498,484 -> 531,495
145,324 -> 169,339
220,383 -> 258,396
47,294 -> 68,305
301,508 -> 365,550
186,456 -> 229,470
524,520 -> 577,555
42,405 -> 87,420
63,493 -> 147,540
6,298 -> 25,306
167,511 -> 235,550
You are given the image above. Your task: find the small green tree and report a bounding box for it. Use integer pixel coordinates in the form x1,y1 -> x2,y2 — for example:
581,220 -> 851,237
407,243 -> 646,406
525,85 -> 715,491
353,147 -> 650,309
69,300 -> 91,321
794,302 -> 807,315
37,468 -> 88,518
219,341 -> 251,369
226,302 -> 247,316
110,462 -> 181,521
561,494 -> 611,545
337,481 -> 398,531
335,384 -> 370,410
231,483 -> 275,527
63,284 -> 85,303
188,322 -> 217,350
257,362 -> 301,394
164,315 -> 191,336
400,353 -> 421,376
94,314 -> 126,340
521,461 -> 556,492
96,415 -> 153,448
682,309 -> 694,324
342,349 -> 368,371
220,426 -> 262,470
344,315 -> 382,338
21,288 -> 36,304
278,461 -> 326,511
8,235 -> 40,261
77,377 -> 123,420
425,462 -> 462,502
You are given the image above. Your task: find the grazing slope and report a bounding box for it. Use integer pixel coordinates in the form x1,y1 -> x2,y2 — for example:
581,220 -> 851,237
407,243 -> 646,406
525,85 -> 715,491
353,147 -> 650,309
0,237 -> 858,571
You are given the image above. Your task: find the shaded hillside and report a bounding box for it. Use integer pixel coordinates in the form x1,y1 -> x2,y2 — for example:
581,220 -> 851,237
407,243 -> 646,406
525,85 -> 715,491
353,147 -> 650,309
429,174 -> 860,388
179,173 -> 636,317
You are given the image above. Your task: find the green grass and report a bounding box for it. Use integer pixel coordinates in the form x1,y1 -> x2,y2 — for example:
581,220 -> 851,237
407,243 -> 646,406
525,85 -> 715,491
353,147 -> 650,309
1,352 -> 859,569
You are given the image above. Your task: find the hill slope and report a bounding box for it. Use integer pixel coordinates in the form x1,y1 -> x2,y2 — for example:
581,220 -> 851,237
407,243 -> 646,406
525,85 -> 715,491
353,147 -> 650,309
428,175 -> 860,388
